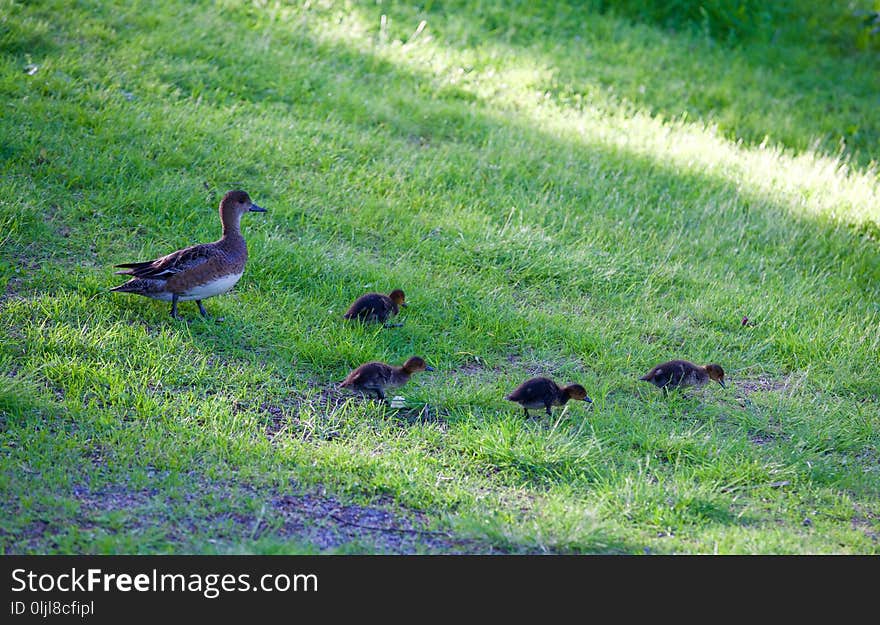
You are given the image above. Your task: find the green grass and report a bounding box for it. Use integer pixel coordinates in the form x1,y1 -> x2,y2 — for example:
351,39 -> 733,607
1,0 -> 878,554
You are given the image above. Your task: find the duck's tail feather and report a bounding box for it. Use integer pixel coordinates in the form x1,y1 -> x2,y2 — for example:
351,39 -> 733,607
109,278 -> 161,296
114,261 -> 156,276
109,280 -> 139,293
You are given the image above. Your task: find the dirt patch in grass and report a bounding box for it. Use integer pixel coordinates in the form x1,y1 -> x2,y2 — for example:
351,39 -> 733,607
72,483 -> 157,512
1,277 -> 25,302
449,360 -> 496,377
38,480 -> 490,554
257,384 -> 350,440
268,492 -> 483,553
445,353 -> 587,383
851,505 -> 879,543
506,353 -> 588,378
856,446 -> 879,469
257,381 -> 451,439
736,373 -> 801,395
14,519 -> 52,546
748,431 -> 778,446
391,402 -> 450,425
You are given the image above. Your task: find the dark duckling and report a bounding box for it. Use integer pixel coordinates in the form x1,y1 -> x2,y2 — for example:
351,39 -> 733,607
340,356 -> 433,401
640,359 -> 726,394
343,289 -> 407,327
506,376 -> 592,418
110,190 -> 266,319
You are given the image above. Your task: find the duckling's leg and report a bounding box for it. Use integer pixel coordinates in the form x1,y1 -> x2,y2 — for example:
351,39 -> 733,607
375,388 -> 386,401
170,294 -> 180,320
196,300 -> 209,318
383,322 -> 404,328
544,402 -> 553,418
523,407 -> 530,419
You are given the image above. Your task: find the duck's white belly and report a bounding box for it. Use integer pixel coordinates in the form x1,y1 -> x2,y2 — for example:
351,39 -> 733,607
175,272 -> 243,301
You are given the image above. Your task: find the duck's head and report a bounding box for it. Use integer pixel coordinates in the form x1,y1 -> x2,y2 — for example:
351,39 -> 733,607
563,384 -> 592,403
705,364 -> 725,388
220,190 -> 265,230
389,289 -> 407,308
401,356 -> 433,373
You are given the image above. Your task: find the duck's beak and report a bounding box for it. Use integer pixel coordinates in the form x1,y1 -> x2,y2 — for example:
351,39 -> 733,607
584,396 -> 593,403
400,302 -> 408,307
424,366 -> 434,372
717,379 -> 726,388
249,203 -> 266,212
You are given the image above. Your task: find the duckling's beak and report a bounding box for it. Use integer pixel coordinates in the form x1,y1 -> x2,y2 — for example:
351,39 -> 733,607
717,379 -> 726,388
424,365 -> 434,372
249,203 -> 266,212
400,302 -> 408,307
584,396 -> 593,403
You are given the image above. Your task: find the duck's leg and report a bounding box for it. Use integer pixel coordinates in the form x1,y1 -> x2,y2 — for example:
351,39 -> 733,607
522,407 -> 530,418
375,388 -> 386,401
383,322 -> 404,328
544,401 -> 553,417
170,294 -> 180,320
196,300 -> 209,318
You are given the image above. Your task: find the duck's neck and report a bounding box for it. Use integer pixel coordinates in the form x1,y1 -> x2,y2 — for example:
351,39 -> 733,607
219,213 -> 247,260
393,367 -> 413,383
558,386 -> 577,405
221,211 -> 243,240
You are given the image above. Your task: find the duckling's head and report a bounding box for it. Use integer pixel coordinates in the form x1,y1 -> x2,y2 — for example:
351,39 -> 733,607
401,356 -> 433,373
705,364 -> 725,388
389,289 -> 407,308
220,190 -> 265,230
563,384 -> 592,403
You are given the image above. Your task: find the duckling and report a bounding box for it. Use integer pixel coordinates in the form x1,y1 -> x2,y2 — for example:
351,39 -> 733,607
343,289 -> 406,327
340,356 -> 433,401
640,359 -> 726,394
506,376 -> 592,418
110,190 -> 266,319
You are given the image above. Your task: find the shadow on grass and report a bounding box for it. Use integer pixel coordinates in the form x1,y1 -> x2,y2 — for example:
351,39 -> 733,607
370,0 -> 880,168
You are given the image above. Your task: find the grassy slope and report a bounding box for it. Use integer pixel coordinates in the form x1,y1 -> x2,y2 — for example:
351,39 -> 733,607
1,0 -> 878,554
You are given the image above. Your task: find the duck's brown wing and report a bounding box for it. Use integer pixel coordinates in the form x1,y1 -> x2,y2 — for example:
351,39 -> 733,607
343,293 -> 392,320
507,377 -> 556,402
115,243 -> 217,279
342,367 -> 365,386
641,361 -> 690,387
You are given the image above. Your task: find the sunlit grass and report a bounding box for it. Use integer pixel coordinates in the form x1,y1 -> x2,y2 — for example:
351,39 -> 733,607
301,4 -> 879,228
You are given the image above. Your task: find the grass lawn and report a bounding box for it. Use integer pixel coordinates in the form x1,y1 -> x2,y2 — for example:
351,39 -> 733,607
1,0 -> 878,554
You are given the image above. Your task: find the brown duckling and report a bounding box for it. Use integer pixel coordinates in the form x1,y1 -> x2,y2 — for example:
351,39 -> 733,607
340,356 -> 433,401
343,289 -> 407,327
506,376 -> 592,418
111,190 -> 266,319
640,359 -> 725,394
